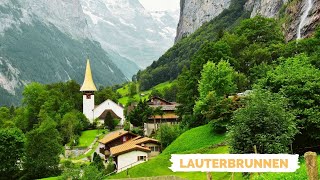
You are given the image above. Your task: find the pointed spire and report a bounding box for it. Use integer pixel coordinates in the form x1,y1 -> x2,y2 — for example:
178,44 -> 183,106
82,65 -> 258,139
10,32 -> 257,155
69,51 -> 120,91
80,59 -> 97,92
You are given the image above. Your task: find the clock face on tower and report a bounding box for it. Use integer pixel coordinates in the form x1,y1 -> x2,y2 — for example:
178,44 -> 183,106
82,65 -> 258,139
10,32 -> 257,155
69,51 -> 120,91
86,94 -> 91,99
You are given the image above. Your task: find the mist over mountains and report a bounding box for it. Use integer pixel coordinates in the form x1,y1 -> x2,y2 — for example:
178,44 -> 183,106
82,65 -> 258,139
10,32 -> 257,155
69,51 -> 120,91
0,0 -> 179,105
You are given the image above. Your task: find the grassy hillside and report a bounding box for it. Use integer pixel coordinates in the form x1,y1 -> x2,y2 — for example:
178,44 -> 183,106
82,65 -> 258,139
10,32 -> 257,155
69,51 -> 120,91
255,157 -> 320,180
108,123 -> 318,180
117,81 -> 174,105
109,124 -> 244,180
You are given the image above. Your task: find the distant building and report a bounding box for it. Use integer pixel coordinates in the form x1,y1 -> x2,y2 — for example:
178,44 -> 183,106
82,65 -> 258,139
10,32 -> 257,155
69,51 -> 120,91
98,130 -> 160,172
80,59 -> 125,125
144,96 -> 179,136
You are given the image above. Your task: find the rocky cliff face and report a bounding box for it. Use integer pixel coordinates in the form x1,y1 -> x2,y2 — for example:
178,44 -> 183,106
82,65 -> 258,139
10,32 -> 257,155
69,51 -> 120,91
244,0 -> 287,18
284,0 -> 320,41
175,0 -> 320,42
175,0 -> 231,42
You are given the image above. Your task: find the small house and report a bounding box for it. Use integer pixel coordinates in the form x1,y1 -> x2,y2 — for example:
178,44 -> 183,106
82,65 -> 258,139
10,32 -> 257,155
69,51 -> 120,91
98,130 -> 160,172
144,96 -> 180,136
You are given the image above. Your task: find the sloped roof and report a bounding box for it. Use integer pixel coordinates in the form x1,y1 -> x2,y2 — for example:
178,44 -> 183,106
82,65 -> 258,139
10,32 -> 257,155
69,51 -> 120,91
99,130 -> 136,144
80,59 -> 97,92
110,137 -> 160,156
148,114 -> 178,120
98,109 -> 121,120
149,105 -> 177,111
148,96 -> 172,105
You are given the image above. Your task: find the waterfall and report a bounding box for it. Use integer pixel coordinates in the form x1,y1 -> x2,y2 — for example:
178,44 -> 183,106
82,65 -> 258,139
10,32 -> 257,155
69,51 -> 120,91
297,0 -> 313,39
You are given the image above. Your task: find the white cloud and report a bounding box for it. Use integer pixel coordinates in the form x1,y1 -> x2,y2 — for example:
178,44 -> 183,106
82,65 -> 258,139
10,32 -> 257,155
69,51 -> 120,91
139,0 -> 179,11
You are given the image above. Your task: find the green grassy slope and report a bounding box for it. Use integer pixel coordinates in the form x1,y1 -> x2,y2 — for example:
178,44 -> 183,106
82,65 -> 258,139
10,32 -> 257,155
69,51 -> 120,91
255,156 -> 320,180
108,123 -> 315,180
76,129 -> 101,148
117,81 -> 174,105
109,124 -> 243,180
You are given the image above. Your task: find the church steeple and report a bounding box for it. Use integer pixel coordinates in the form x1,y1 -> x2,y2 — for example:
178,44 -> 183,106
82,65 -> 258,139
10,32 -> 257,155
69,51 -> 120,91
81,59 -> 96,123
80,59 -> 97,92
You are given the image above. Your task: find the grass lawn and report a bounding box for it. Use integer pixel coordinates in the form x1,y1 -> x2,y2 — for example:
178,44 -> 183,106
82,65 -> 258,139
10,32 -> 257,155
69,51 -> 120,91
254,156 -> 320,180
77,129 -> 102,148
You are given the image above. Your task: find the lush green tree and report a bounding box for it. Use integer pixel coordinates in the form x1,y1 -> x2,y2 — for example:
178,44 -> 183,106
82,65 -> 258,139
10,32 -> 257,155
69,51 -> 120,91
0,107 -> 16,128
163,83 -> 178,102
0,107 -> 10,122
82,165 -> 104,180
22,82 -> 48,131
105,157 -> 116,174
23,118 -> 62,179
128,83 -> 137,97
60,111 -> 81,145
176,67 -> 197,119
0,128 -> 25,179
229,89 -> 297,154
195,92 -> 234,133
176,42 -> 235,121
127,100 -> 152,127
13,107 -> 29,133
21,81 -> 83,132
193,61 -> 236,128
197,61 -> 236,99
95,87 -> 119,105
259,55 -> 320,151
156,124 -> 184,149
235,16 -> 284,46
60,161 -> 81,180
150,89 -> 163,98
92,152 -> 105,171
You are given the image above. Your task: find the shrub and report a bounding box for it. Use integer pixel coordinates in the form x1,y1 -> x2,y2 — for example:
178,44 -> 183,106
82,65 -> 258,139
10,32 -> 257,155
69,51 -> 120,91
229,89 -> 297,154
156,124 -> 184,149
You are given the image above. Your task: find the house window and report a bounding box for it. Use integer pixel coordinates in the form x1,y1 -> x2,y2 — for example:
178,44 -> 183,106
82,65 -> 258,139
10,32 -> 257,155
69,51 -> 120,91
154,146 -> 159,152
150,146 -> 159,152
123,136 -> 127,142
138,156 -> 146,161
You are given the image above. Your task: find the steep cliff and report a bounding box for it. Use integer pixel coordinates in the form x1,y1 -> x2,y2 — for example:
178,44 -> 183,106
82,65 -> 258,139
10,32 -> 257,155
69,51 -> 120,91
284,0 -> 320,41
175,0 -> 320,42
244,0 -> 287,18
175,0 -> 231,42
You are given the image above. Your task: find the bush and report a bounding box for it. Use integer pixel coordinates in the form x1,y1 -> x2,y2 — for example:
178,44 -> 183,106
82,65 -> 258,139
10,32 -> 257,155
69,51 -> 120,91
156,124 -> 184,149
228,89 -> 297,154
131,127 -> 144,136
123,121 -> 131,131
82,165 -> 104,180
92,152 -> 104,171
106,157 -> 116,174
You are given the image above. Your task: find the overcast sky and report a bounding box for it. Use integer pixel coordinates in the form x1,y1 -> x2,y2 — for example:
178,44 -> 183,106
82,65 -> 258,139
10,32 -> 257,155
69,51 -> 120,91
139,0 -> 180,11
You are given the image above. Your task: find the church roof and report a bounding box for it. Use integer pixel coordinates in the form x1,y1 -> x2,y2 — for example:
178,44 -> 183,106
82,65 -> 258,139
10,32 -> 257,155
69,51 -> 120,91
80,59 -> 97,92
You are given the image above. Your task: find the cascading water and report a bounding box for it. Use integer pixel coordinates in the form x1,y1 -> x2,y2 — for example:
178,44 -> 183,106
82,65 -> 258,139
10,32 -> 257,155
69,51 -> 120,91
297,0 -> 313,39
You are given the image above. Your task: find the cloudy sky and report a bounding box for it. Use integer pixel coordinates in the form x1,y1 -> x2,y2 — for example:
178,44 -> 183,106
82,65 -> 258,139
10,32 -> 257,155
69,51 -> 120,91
139,0 -> 180,11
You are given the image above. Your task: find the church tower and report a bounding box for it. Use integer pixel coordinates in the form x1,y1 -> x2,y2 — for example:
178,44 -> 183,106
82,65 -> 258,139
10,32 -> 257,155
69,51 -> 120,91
80,59 -> 97,123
